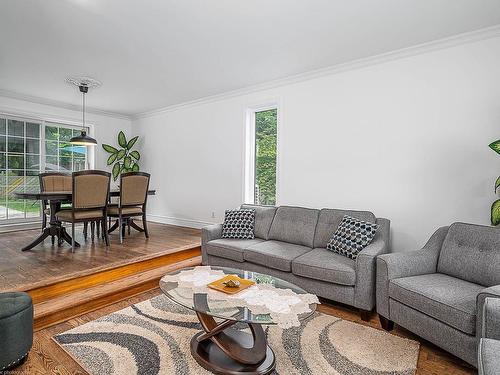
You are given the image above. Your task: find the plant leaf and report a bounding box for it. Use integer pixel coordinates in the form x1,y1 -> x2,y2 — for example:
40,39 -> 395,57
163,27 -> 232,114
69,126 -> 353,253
492,199 -> 500,225
118,131 -> 127,148
116,149 -> 126,161
129,150 -> 140,160
489,140 -> 500,155
124,156 -> 132,169
112,163 -> 121,181
107,153 -> 118,165
127,136 -> 139,150
495,176 -> 500,193
132,163 -> 139,172
102,144 -> 118,154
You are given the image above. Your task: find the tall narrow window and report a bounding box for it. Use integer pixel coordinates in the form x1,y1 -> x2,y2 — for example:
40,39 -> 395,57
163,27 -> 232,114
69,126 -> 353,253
249,108 -> 277,205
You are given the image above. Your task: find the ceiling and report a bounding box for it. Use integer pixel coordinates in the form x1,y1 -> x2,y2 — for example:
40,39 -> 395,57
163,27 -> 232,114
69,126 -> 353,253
1,0 -> 500,117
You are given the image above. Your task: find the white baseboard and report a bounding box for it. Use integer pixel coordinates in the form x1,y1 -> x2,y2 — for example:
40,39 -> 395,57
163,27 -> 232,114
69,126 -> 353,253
148,214 -> 215,229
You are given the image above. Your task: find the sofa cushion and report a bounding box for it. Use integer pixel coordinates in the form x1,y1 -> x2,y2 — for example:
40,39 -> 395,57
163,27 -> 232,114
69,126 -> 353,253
268,206 -> 319,247
244,240 -> 312,271
292,248 -> 356,286
314,208 -> 376,249
206,238 -> 265,262
479,339 -> 500,375
389,273 -> 483,335
438,222 -> 500,286
221,209 -> 255,239
241,204 -> 276,240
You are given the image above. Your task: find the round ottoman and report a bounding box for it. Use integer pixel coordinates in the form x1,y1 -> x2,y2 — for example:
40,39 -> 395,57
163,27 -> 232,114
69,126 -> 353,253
0,292 -> 33,370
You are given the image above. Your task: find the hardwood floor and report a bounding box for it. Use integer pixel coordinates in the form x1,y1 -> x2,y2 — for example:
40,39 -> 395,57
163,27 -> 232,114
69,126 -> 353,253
15,289 -> 475,375
0,222 -> 200,291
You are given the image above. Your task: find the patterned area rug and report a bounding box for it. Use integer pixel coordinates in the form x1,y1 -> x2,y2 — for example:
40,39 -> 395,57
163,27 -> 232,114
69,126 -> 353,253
53,295 -> 419,375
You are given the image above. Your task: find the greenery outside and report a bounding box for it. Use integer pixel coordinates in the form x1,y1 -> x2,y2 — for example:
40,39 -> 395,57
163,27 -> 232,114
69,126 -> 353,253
255,109 -> 277,206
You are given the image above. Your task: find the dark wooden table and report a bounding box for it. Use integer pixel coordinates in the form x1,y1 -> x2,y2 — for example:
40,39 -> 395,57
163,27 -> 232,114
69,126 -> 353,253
15,190 -> 156,251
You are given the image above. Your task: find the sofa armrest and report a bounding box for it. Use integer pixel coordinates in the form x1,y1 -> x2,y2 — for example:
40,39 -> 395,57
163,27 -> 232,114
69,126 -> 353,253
477,286 -> 500,340
201,224 -> 223,265
376,226 -> 448,318
353,218 -> 390,310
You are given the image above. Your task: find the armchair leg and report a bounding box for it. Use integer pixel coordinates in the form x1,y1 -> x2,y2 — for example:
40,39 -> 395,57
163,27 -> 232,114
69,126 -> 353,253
379,315 -> 394,331
359,309 -> 372,322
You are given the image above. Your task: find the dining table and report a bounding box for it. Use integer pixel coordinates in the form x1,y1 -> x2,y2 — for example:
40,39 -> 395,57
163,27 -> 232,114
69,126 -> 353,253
15,189 -> 156,251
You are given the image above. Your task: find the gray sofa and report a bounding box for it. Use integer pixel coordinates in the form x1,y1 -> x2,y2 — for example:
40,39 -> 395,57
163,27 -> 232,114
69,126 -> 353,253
479,298 -> 500,375
202,204 -> 390,319
377,222 -> 500,367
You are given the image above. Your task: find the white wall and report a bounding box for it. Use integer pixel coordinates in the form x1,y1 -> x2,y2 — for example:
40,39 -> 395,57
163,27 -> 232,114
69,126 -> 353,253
133,35 -> 500,252
0,96 -> 132,172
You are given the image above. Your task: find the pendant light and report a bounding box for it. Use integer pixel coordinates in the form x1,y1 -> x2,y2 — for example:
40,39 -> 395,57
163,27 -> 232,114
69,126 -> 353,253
66,77 -> 101,146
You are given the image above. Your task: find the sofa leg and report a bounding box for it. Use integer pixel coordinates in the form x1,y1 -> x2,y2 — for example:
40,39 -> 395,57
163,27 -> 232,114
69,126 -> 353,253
379,315 -> 394,331
359,309 -> 372,321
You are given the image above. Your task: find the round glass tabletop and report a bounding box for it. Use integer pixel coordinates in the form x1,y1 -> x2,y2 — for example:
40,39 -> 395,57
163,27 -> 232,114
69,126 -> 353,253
160,266 -> 317,326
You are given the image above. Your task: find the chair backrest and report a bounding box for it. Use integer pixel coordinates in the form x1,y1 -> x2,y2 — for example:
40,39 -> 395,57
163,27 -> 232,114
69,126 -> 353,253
437,222 -> 500,286
120,172 -> 150,207
72,170 -> 110,209
39,172 -> 72,192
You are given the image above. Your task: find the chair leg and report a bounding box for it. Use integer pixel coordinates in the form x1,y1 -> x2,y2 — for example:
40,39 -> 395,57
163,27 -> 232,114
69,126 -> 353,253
143,214 -> 149,238
83,222 -> 88,240
96,220 -> 100,238
119,215 -> 123,244
379,315 -> 394,331
128,219 -> 131,235
71,223 -> 75,253
42,213 -> 47,231
90,221 -> 95,241
102,217 -> 109,247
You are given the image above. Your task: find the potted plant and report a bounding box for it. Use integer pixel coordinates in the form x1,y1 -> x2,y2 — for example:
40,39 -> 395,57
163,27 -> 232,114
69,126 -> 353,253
102,131 -> 141,181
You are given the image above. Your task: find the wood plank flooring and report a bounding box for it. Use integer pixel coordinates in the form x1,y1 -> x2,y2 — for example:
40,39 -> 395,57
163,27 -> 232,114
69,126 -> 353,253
0,222 -> 201,291
17,289 -> 475,375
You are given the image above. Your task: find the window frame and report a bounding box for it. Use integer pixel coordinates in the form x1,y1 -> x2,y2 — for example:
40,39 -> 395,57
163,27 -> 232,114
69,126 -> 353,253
0,110 -> 95,225
244,102 -> 280,206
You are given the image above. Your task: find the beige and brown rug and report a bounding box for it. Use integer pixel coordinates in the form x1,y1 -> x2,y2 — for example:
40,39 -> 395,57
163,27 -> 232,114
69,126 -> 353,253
53,295 -> 419,375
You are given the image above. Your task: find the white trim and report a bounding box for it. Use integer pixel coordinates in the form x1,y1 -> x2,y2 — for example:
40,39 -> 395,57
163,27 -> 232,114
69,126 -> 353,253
0,89 -> 132,120
147,214 -> 215,229
134,24 -> 500,119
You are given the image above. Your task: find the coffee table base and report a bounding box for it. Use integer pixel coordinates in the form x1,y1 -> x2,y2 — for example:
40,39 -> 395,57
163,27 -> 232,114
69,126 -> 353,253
191,330 -> 276,375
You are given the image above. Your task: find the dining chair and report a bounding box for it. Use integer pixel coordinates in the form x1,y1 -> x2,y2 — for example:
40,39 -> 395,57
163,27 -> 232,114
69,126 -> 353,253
56,170 -> 111,251
108,172 -> 150,243
39,172 -> 72,242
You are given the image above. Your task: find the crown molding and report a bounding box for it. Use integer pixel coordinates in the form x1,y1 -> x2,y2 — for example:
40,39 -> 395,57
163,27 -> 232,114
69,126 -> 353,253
134,24 -> 500,120
0,89 -> 132,120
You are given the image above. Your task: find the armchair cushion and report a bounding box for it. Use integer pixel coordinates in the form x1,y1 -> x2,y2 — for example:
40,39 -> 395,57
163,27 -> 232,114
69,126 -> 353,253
244,240 -> 311,272
389,273 -> 482,334
478,339 -> 500,375
438,222 -> 500,287
292,248 -> 356,286
205,238 -> 265,263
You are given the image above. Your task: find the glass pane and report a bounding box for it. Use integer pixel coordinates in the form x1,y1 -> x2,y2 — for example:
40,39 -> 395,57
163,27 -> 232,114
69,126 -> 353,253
7,199 -> 25,219
8,155 -> 24,169
45,125 -> 59,140
26,155 -> 40,169
0,119 -> 5,135
73,157 -> 86,171
7,119 -> 24,137
25,200 -> 40,218
0,136 -> 5,152
254,109 -> 277,206
7,137 -> 24,153
59,128 -> 72,141
0,153 -> 5,169
59,156 -> 72,171
45,156 -> 58,171
0,171 -> 6,186
26,122 -> 40,138
26,138 -> 39,154
0,185 -> 6,220
45,141 -> 58,156
59,142 -> 72,157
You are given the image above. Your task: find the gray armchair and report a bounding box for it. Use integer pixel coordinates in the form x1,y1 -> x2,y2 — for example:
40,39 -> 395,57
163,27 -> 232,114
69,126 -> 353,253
478,298 -> 500,375
377,222 -> 500,367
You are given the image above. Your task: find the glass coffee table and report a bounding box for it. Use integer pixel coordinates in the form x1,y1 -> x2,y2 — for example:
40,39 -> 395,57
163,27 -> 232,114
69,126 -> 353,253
160,266 -> 318,375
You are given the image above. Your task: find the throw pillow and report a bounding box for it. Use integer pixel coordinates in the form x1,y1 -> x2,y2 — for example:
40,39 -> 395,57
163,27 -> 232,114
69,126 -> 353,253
221,209 -> 255,239
326,215 -> 378,260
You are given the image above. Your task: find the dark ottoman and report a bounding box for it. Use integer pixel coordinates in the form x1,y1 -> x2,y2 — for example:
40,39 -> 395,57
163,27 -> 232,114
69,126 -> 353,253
0,292 -> 33,370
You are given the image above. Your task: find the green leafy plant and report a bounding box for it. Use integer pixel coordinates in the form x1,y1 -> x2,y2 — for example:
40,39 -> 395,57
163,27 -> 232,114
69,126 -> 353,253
102,131 -> 141,181
488,140 -> 500,225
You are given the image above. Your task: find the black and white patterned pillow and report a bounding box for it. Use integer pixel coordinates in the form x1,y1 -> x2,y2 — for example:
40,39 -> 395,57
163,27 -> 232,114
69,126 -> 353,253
221,209 -> 255,239
326,215 -> 378,260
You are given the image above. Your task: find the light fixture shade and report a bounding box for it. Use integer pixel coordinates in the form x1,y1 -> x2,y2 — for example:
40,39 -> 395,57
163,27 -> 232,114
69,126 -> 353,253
70,131 -> 97,145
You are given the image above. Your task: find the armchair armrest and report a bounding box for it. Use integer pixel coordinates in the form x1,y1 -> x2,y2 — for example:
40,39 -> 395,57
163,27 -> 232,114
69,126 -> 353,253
376,226 -> 448,318
201,224 -> 223,265
477,286 -> 500,340
353,218 -> 390,310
